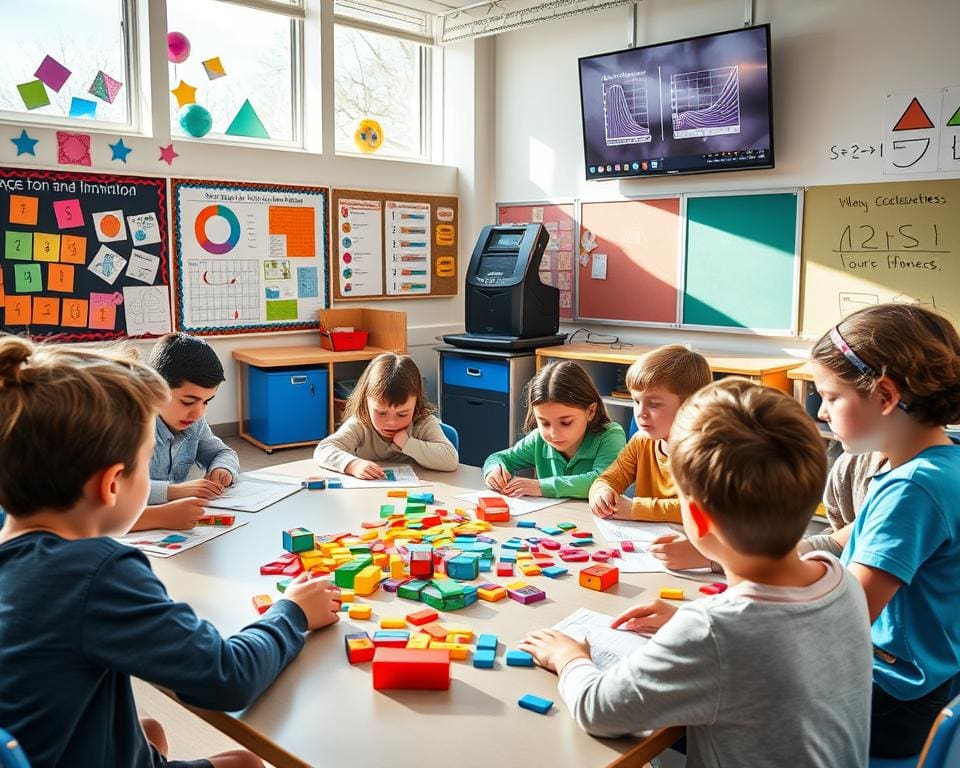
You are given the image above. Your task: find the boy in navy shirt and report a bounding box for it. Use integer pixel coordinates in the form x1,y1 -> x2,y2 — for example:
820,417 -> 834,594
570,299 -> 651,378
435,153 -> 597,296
0,336 -> 341,767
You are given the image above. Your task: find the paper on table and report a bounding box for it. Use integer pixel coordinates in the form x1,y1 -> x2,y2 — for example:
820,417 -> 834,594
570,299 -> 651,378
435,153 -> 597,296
593,517 -> 676,573
455,490 -> 568,516
335,464 -> 423,489
553,608 -> 649,670
203,478 -> 301,512
116,519 -> 247,558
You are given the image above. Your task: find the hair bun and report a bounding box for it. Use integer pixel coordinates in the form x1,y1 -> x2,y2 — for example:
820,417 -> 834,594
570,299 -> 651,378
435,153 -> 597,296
0,336 -> 34,387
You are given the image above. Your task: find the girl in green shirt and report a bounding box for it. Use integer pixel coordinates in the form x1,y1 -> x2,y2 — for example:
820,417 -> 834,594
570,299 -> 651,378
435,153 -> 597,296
483,361 -> 626,498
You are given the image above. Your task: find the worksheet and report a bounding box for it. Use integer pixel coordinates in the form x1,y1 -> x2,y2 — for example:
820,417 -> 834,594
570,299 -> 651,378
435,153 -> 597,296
204,478 -> 302,512
116,519 -> 248,558
553,608 -> 649,669
334,464 -> 424,489
455,490 -> 568,516
592,517 -> 675,573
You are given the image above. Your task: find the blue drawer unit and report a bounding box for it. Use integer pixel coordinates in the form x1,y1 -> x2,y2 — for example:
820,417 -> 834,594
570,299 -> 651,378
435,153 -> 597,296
246,366 -> 329,446
442,354 -> 509,392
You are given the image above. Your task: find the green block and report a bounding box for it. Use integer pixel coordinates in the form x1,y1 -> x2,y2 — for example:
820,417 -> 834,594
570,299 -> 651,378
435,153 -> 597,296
5,231 -> 32,261
380,504 -> 395,518
348,543 -> 372,555
14,263 -> 42,292
557,522 -> 577,530
404,503 -> 427,516
397,579 -> 429,600
433,579 -> 464,597
276,578 -> 292,593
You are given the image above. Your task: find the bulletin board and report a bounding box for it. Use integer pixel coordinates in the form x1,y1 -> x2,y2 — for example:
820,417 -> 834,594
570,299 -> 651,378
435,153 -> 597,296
577,198 -> 681,325
682,191 -> 801,335
800,178 -> 960,338
330,188 -> 458,301
496,202 -> 576,320
0,167 -> 170,341
172,178 -> 328,336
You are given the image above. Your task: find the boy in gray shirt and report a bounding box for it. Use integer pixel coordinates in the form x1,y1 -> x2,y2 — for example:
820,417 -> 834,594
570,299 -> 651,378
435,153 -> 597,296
521,379 -> 872,768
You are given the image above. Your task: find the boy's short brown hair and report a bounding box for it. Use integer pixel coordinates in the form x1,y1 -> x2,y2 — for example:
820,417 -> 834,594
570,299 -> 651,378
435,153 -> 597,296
625,345 -> 712,401
669,378 -> 826,558
0,335 -> 169,517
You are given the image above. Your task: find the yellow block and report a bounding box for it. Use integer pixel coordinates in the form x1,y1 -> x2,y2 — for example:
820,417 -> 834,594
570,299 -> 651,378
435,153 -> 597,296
380,617 -> 407,629
406,633 -> 432,650
360,530 -> 379,541
429,641 -> 469,660
348,604 -> 372,620
478,585 -> 506,602
339,590 -> 355,603
659,587 -> 684,600
353,565 -> 382,596
389,555 -> 406,579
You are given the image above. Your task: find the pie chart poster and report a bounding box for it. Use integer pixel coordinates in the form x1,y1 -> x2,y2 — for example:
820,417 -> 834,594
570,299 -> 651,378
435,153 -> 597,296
172,178 -> 329,336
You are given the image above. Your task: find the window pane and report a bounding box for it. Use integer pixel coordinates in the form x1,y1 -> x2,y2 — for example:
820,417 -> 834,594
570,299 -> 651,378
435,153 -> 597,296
335,0 -> 431,36
334,26 -> 423,158
0,0 -> 130,125
167,0 -> 296,143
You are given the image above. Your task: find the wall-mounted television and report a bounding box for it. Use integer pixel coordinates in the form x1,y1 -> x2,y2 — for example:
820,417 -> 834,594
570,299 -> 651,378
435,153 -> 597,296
578,24 -> 774,180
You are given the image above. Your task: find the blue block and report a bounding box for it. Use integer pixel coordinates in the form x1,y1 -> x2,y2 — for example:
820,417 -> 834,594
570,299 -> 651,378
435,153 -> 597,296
498,551 -> 517,563
477,633 -> 498,651
517,520 -> 537,528
479,558 -> 493,572
570,538 -> 594,547
447,555 -> 480,581
518,693 -> 553,714
473,649 -> 496,668
538,526 -> 563,536
408,492 -> 434,505
505,649 -> 534,667
542,565 -> 568,578
326,479 -> 343,489
462,584 -> 478,607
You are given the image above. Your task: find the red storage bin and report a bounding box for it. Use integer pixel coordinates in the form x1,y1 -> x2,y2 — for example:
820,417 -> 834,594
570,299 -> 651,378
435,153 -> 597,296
320,329 -> 368,351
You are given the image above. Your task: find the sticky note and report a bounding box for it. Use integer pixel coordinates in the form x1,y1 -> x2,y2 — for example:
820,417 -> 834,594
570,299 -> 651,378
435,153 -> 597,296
33,233 -> 61,262
48,263 -> 75,293
0,269 -> 4,302
4,296 -> 31,325
60,235 -> 87,264
14,263 -> 42,293
54,199 -> 84,229
9,195 -> 38,225
17,80 -> 50,110
266,299 -> 298,321
89,292 -> 120,330
32,297 -> 60,325
62,298 -> 88,328
4,231 -> 32,260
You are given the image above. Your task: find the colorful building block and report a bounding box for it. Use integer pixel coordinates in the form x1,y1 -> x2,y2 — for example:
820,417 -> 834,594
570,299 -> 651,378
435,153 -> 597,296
699,582 -> 729,596
496,562 -> 515,577
580,564 -> 619,592
476,496 -> 510,522
571,530 -> 593,539
558,550 -> 589,562
477,633 -> 498,651
387,489 -> 408,498
477,583 -> 507,602
409,550 -> 434,578
408,492 -> 434,505
518,561 -> 542,577
518,694 -> 553,714
348,604 -> 372,620
380,617 -> 407,629
429,641 -> 469,660
538,525 -> 563,536
420,622 -> 449,640
252,594 -> 273,614
621,541 -> 636,552
301,477 -> 326,490
380,504 -> 396,518
406,633 -> 432,650
345,631 -> 375,663
446,554 -> 480,580
373,630 -> 411,647
506,583 -> 546,605
196,513 -> 236,526
505,649 -> 535,667
659,587 -> 684,600
406,608 -> 439,626
473,649 -> 496,668
372,648 -> 451,690
556,522 -> 577,531
542,565 -> 568,579
276,578 -> 292,593
517,519 -> 537,528
569,537 -> 594,547
325,479 -> 343,489
353,564 -> 383,596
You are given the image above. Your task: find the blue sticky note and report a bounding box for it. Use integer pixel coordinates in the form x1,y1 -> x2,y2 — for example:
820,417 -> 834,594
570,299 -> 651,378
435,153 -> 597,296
68,97 -> 98,119
297,266 -> 319,298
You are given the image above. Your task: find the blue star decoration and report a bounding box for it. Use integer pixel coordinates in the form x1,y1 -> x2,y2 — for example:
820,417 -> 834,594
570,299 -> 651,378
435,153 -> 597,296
11,129 -> 38,157
109,138 -> 132,163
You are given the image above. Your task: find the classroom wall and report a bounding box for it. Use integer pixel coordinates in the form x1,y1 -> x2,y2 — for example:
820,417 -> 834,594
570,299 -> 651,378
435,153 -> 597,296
492,0 -> 960,356
0,2 -> 496,428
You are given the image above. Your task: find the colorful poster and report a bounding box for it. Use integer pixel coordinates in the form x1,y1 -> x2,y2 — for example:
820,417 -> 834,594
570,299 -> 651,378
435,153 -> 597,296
172,179 -> 327,335
337,198 -> 382,297
385,200 -> 431,296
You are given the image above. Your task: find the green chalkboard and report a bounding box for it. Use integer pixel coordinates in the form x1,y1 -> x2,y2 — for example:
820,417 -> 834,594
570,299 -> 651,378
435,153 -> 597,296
682,192 -> 799,333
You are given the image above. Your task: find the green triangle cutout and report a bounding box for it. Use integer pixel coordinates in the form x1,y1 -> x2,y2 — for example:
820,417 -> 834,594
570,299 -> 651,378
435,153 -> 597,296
947,104 -> 960,127
225,99 -> 270,139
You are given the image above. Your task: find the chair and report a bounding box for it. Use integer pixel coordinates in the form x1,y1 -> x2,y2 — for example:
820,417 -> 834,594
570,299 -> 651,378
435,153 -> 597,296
869,691 -> 960,768
440,422 -> 459,452
0,728 -> 30,768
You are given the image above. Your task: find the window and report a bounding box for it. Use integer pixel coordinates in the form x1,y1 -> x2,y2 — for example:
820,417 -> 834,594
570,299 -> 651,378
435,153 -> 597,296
334,1 -> 433,160
166,0 -> 302,145
0,0 -> 134,128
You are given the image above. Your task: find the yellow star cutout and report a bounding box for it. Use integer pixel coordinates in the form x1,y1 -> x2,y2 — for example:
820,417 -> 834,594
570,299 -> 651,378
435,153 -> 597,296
170,80 -> 197,108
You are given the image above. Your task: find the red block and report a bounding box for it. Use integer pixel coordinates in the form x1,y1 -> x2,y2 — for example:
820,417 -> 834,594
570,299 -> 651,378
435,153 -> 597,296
571,531 -> 593,539
621,541 -> 636,552
497,562 -> 514,577
372,648 -> 451,690
476,496 -> 511,522
406,608 -> 439,626
540,539 -> 561,550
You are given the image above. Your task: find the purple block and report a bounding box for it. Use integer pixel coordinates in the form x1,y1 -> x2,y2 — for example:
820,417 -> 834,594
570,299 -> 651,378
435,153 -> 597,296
507,585 -> 546,605
382,577 -> 411,593
35,55 -> 71,92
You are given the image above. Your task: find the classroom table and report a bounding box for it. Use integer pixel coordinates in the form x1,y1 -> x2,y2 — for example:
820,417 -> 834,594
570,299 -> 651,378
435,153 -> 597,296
151,463 -> 694,768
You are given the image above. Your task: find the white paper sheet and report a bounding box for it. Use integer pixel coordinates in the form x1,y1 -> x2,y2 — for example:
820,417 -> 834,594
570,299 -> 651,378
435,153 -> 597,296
592,518 -> 678,573
553,607 -> 649,669
455,490 -> 568,516
203,478 -> 301,512
116,519 -> 247,558
334,464 -> 424,489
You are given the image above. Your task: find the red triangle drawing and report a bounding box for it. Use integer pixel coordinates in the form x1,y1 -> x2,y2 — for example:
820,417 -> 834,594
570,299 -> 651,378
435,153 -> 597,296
893,97 -> 935,131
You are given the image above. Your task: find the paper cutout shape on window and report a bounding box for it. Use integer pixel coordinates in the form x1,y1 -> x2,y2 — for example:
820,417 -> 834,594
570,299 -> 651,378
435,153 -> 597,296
17,80 -> 50,110
92,210 -> 127,242
202,57 -> 226,80
226,99 -> 270,139
9,195 -> 39,226
56,131 -> 92,166
89,71 -> 123,104
354,119 -> 383,153
68,97 -> 98,119
32,297 -> 60,325
170,80 -> 197,108
34,55 -> 71,92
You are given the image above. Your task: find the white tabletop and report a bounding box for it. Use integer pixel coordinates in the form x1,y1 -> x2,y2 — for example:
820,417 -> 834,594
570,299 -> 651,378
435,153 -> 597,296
151,464 -> 695,768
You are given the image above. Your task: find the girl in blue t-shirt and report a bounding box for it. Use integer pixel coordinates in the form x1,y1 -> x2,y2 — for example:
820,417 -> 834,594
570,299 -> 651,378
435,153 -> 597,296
810,303 -> 960,759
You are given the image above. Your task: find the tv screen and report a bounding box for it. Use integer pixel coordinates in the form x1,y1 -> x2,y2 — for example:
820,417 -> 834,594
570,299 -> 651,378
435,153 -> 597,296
578,24 -> 774,180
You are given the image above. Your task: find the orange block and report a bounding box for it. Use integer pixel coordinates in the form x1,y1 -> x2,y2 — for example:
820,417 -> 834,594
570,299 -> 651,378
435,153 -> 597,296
9,195 -> 38,225
61,298 -> 88,328
48,264 -> 75,293
32,297 -> 60,325
268,205 -> 316,257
